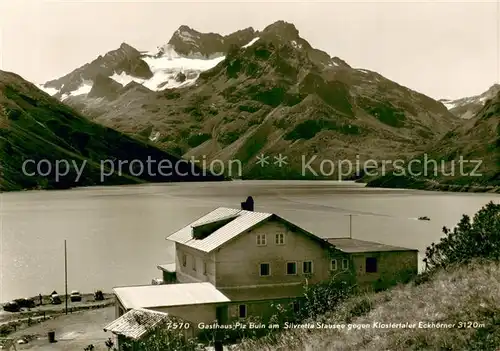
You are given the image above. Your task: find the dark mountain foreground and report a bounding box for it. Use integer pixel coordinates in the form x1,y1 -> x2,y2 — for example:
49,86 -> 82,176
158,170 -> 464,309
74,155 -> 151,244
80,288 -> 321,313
0,70 -> 222,191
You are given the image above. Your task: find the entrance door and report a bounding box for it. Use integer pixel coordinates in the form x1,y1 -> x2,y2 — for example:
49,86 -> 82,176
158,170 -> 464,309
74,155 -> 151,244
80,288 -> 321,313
216,305 -> 228,324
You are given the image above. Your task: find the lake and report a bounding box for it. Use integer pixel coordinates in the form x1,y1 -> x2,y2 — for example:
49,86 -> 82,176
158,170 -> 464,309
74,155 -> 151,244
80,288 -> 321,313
1,181 -> 498,302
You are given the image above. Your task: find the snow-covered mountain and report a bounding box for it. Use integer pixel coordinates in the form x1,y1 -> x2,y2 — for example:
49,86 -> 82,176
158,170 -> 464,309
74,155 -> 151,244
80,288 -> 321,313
33,20 -> 459,180
38,21 -> 353,102
38,26 -> 262,101
38,44 -> 229,100
439,84 -> 500,119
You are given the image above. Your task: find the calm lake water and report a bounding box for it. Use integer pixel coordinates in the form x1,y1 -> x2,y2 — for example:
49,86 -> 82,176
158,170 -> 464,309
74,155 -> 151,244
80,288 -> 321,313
1,181 -> 499,302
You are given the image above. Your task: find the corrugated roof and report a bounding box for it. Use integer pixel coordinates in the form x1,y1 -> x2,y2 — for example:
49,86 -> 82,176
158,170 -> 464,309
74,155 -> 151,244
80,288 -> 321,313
103,308 -> 168,340
326,238 -> 418,253
167,207 -> 415,255
167,207 -> 272,253
113,282 -> 230,310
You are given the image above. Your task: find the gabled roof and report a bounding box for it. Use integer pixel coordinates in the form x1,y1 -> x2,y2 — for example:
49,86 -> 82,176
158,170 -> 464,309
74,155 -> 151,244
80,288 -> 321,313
113,282 -> 230,310
167,207 -> 272,252
166,207 -> 331,253
103,308 -> 168,340
326,238 -> 418,253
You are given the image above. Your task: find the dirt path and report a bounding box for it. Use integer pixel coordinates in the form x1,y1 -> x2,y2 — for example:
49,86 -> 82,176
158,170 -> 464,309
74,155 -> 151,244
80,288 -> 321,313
6,307 -> 115,350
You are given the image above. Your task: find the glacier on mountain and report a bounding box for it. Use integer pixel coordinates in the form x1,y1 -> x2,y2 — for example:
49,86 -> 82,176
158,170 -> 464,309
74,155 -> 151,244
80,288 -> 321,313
242,37 -> 260,48
38,85 -> 59,96
122,45 -> 225,90
38,44 -> 225,97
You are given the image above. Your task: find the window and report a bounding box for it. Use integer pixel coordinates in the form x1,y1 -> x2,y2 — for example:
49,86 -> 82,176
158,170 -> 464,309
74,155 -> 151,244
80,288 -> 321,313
302,261 -> 313,274
366,257 -> 377,273
275,233 -> 285,245
203,261 -> 207,275
192,258 -> 196,271
331,259 -> 337,271
182,254 -> 187,267
238,304 -> 247,318
286,262 -> 297,275
342,259 -> 349,270
292,301 -> 300,313
256,234 -> 267,246
260,263 -> 270,276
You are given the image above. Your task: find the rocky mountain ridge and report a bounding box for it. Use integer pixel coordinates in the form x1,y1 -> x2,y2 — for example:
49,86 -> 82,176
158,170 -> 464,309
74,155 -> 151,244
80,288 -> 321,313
167,25 -> 256,58
39,21 -> 357,101
368,90 -> 500,191
42,43 -> 154,98
39,20 -> 459,180
440,84 -> 500,119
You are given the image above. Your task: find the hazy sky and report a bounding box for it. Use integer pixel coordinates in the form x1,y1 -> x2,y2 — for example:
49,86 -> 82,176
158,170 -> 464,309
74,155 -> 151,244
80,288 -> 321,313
0,0 -> 499,100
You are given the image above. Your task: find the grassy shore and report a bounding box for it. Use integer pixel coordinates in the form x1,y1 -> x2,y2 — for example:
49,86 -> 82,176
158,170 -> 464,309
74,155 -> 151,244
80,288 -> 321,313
235,261 -> 500,351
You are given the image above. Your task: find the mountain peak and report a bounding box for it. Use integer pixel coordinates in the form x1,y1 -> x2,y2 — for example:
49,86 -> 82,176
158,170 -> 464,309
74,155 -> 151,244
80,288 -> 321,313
174,25 -> 200,36
486,83 -> 500,93
167,24 -> 254,57
263,20 -> 298,33
177,25 -> 193,31
119,42 -> 139,54
262,20 -> 299,40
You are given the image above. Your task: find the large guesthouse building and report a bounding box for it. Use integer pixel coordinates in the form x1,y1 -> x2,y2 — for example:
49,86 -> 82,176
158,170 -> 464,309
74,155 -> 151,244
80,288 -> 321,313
105,198 -> 418,347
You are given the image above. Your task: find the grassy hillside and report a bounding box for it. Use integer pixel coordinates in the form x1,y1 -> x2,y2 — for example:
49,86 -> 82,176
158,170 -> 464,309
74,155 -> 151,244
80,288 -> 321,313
236,261 -> 500,351
0,70 -> 223,191
366,91 -> 500,192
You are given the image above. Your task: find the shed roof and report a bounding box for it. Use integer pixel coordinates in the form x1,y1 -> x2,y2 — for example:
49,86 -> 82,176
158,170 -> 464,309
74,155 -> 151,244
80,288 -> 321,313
326,238 -> 418,253
166,207 -> 330,253
103,308 -> 168,340
113,282 -> 230,310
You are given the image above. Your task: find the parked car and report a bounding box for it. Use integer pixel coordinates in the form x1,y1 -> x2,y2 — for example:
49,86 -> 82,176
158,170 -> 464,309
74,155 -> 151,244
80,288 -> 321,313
3,301 -> 20,312
94,290 -> 104,301
14,298 -> 35,309
50,294 -> 61,305
70,290 -> 82,302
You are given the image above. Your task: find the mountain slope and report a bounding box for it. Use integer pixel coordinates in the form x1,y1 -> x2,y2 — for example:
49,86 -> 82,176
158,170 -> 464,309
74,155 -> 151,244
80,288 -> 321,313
0,70 -> 222,191
440,84 -> 500,119
42,21 -> 459,180
367,91 -> 500,191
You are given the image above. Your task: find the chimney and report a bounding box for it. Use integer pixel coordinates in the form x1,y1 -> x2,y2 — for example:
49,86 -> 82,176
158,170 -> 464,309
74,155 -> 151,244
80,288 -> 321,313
240,196 -> 254,211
